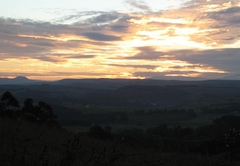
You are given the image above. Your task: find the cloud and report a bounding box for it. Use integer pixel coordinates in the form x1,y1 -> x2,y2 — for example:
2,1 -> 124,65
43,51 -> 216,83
105,64 -> 157,69
30,42 -> 55,47
0,71 -> 113,78
125,47 -> 174,60
205,6 -> 240,25
0,41 -> 49,55
110,25 -> 129,32
133,71 -> 227,80
174,48 -> 240,72
81,32 -> 122,41
67,55 -> 97,59
151,1 -> 240,46
88,13 -> 120,23
1,1 -> 240,80
121,47 -> 240,77
126,0 -> 151,11
125,47 -> 161,60
34,55 -> 67,63
0,16 -> 127,62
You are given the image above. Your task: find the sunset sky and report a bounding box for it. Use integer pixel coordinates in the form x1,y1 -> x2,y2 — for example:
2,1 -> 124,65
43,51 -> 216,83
0,0 -> 240,80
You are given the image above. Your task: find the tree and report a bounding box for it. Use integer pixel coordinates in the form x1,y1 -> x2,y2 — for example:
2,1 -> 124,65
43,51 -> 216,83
22,98 -> 38,121
22,98 -> 34,113
0,91 -> 20,118
0,102 -> 6,116
88,125 -> 112,139
36,101 -> 57,123
1,91 -> 20,108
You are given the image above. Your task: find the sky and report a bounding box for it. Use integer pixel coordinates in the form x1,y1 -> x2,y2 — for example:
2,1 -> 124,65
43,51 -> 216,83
0,0 -> 240,80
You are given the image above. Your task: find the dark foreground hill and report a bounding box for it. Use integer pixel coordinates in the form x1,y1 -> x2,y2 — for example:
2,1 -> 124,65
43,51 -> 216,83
0,117 -> 239,166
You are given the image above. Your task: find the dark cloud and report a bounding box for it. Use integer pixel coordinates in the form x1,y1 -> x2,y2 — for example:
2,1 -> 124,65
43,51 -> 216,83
110,25 -> 129,32
89,13 -> 119,23
30,42 -> 55,47
204,6 -> 240,25
67,55 -> 97,59
126,0 -> 151,11
0,17 -> 127,62
34,55 -> 66,63
74,12 -> 132,33
0,71 -> 113,77
81,32 -> 122,41
0,42 -> 49,56
0,17 -> 68,37
122,47 -> 240,76
125,47 -> 172,60
47,71 -> 115,77
56,11 -> 132,27
174,48 -> 240,72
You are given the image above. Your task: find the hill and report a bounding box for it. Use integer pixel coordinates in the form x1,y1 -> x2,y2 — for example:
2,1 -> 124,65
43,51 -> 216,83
0,76 -> 40,85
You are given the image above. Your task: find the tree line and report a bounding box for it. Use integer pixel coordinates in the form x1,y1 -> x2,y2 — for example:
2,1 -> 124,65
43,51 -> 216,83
0,91 -> 58,125
87,115 -> 240,159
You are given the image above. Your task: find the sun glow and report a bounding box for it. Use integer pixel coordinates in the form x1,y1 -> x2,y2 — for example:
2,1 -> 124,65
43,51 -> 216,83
166,73 -> 202,77
129,17 -> 190,25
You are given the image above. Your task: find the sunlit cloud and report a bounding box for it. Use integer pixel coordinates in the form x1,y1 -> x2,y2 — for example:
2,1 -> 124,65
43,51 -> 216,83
0,0 -> 240,80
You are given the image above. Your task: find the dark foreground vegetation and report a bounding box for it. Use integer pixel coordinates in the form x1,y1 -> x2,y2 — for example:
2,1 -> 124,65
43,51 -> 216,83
1,91 -> 240,165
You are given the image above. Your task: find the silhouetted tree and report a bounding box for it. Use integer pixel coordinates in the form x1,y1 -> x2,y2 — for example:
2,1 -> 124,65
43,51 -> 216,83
88,125 -> 112,139
104,125 -> 112,133
0,91 -> 20,118
22,98 -> 34,113
0,102 -> 6,117
36,101 -> 57,123
1,91 -> 20,108
22,98 -> 37,121
0,91 -> 58,125
0,102 -> 6,111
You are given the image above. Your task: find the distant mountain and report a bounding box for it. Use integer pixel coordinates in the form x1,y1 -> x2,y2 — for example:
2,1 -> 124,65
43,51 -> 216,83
53,78 -> 240,88
2,76 -> 240,87
0,76 -> 40,85
222,74 -> 240,80
1,78 -> 240,110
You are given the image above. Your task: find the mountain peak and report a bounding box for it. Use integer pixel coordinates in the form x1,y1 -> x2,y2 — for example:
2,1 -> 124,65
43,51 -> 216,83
14,76 -> 29,80
0,76 -> 36,85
